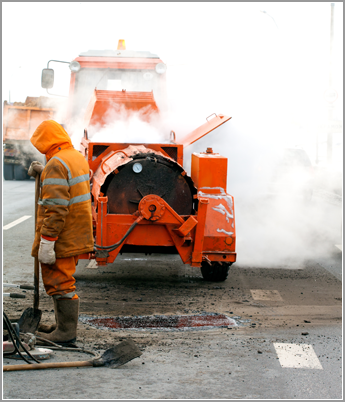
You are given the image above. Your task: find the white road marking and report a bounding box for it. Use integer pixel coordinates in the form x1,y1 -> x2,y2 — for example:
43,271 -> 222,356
335,244 -> 342,251
85,260 -> 98,269
274,343 -> 323,369
250,289 -> 283,301
3,215 -> 32,230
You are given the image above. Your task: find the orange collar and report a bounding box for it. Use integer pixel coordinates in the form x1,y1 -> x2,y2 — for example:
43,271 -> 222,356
46,143 -> 74,162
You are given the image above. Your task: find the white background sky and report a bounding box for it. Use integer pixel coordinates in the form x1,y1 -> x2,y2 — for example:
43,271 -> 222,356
2,2 -> 343,167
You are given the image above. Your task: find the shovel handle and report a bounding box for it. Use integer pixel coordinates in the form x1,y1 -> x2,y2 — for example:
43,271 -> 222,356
3,293 -> 26,298
34,173 -> 41,310
4,360 -> 93,372
20,284 -> 35,290
3,284 -> 34,290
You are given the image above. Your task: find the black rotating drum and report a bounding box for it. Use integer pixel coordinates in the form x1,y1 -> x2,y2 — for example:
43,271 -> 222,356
101,153 -> 196,215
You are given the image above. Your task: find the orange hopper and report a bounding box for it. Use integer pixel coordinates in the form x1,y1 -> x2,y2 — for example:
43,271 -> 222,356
84,89 -> 159,131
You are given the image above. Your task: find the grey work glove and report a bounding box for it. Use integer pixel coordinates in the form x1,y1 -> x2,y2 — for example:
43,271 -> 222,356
28,161 -> 44,177
38,238 -> 56,265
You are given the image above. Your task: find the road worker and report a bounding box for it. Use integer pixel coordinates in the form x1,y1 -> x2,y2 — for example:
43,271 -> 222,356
28,120 -> 93,345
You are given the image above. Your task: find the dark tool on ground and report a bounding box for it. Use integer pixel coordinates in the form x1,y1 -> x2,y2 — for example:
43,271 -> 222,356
3,293 -> 26,299
3,284 -> 35,290
3,311 -> 41,364
3,339 -> 142,371
3,281 -> 42,364
3,280 -> 42,333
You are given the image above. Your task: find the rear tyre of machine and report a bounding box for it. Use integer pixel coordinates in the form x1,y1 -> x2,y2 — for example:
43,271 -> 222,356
3,163 -> 14,180
14,164 -> 29,180
201,261 -> 231,282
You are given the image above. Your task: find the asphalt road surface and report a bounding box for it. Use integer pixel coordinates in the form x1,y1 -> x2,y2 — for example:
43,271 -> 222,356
3,180 -> 342,399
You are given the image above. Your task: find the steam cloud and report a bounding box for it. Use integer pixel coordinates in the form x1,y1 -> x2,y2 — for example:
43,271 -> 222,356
87,106 -> 170,144
184,117 -> 342,268
49,40 -> 342,269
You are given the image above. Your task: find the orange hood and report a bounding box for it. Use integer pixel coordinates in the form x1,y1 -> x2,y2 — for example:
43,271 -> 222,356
30,120 -> 73,161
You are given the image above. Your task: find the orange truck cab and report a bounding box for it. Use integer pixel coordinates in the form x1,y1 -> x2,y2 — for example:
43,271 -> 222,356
40,40 -> 236,281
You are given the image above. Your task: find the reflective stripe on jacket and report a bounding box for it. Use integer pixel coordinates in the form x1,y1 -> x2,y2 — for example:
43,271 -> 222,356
32,148 -> 94,258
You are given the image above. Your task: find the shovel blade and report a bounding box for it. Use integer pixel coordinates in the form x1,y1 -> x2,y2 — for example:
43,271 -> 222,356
93,339 -> 142,369
17,307 -> 42,333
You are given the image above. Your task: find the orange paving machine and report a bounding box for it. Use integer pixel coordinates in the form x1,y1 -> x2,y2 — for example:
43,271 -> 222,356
41,40 -> 236,281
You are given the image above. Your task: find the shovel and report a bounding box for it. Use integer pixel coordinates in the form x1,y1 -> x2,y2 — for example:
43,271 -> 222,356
3,339 -> 142,372
33,173 -> 41,312
17,307 -> 42,334
16,174 -> 43,334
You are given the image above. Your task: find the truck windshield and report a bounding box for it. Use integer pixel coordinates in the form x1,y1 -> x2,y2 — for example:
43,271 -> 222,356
72,68 -> 167,119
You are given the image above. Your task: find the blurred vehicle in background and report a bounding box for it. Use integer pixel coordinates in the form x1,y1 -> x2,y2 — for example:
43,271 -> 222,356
3,97 -> 64,180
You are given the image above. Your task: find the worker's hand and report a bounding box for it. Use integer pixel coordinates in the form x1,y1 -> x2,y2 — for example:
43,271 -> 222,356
38,238 -> 56,265
28,161 -> 44,177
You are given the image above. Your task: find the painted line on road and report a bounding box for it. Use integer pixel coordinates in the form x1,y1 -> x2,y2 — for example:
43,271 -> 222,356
335,244 -> 342,251
3,215 -> 32,230
85,260 -> 98,269
274,343 -> 323,370
250,289 -> 283,301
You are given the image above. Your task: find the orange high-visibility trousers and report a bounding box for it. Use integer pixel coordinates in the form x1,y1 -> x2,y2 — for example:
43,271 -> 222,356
41,256 -> 79,299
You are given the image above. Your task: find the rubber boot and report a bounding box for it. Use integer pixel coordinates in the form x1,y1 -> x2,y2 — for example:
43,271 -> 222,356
38,298 -> 57,333
36,298 -> 79,345
38,322 -> 57,333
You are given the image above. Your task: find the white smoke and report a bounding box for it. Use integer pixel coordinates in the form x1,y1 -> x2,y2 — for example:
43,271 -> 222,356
37,2 -> 341,270
61,49 -> 341,269
87,105 -> 170,144
183,117 -> 342,268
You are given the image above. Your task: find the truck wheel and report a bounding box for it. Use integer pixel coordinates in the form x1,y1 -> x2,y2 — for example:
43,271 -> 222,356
3,163 -> 14,180
14,165 -> 29,180
201,261 -> 231,282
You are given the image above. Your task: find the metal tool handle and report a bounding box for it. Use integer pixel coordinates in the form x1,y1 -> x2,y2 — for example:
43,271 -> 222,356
3,284 -> 35,290
20,284 -> 35,290
34,173 -> 41,310
4,360 -> 93,372
3,293 -> 26,298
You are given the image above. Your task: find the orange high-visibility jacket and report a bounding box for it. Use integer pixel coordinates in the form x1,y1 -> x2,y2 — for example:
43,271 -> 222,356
31,120 -> 94,258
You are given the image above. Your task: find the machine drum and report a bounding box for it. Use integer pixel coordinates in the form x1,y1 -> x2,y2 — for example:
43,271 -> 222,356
102,153 -> 196,215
